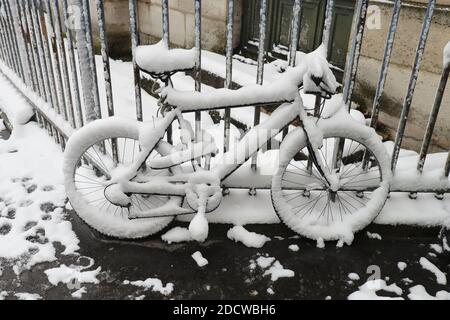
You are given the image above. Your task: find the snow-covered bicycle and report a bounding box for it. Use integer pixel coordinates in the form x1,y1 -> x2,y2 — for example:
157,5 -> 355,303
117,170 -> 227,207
63,44 -> 391,244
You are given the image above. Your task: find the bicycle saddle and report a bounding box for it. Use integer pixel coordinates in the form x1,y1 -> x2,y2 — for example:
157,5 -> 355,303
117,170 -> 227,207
136,41 -> 197,76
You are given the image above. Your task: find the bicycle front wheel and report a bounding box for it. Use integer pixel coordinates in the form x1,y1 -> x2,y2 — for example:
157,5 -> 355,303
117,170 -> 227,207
64,117 -> 181,239
271,120 -> 391,243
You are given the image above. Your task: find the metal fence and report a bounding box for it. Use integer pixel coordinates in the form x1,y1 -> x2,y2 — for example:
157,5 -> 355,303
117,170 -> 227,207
0,0 -> 448,196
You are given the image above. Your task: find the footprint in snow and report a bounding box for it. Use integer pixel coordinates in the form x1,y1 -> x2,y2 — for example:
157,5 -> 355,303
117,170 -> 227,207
40,202 -> 57,213
26,184 -> 37,194
23,221 -> 38,231
0,223 -> 12,236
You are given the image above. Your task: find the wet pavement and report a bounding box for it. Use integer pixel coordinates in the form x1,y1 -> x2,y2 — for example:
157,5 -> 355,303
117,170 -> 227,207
1,211 -> 449,300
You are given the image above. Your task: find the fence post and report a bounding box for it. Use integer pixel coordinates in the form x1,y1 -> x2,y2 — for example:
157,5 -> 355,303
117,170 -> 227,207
251,0 -> 268,175
59,0 -> 83,128
417,44 -> 449,181
43,0 -> 65,120
194,0 -> 202,143
15,0 -> 38,91
81,0 -> 102,119
369,0 -> 402,130
29,0 -> 53,105
35,0 -> 60,114
21,0 -> 44,97
8,0 -> 30,86
128,0 -> 143,122
96,0 -> 119,163
223,0 -> 234,154
391,0 -> 435,172
73,0 -> 100,122
0,0 -> 23,79
288,0 -> 302,68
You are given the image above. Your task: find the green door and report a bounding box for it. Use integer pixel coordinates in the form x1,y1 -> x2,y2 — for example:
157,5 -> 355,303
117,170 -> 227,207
240,0 -> 355,73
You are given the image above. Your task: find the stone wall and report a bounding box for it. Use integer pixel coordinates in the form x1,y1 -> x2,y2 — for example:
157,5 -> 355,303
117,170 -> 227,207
137,0 -> 242,51
89,0 -> 242,56
354,0 -> 450,152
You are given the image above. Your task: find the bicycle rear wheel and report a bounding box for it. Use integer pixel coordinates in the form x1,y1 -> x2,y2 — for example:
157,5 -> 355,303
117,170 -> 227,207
271,121 -> 391,243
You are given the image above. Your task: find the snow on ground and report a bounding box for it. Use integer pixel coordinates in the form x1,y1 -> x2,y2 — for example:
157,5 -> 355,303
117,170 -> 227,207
249,255 -> 295,282
191,251 -> 209,267
123,278 -> 174,296
0,123 -> 79,271
14,292 -> 42,300
44,264 -> 101,286
161,226 -> 192,244
397,262 -> 407,271
366,231 -> 382,240
348,279 -> 403,300
227,225 -> 270,248
408,285 -> 450,300
419,257 -> 447,285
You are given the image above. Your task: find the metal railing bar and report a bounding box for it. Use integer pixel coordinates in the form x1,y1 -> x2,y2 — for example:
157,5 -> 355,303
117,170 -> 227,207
161,0 -> 172,144
342,0 -> 369,105
391,0 -> 435,172
0,0 -> 21,78
60,0 -> 84,128
81,0 -> 101,119
49,0 -> 72,125
288,0 -> 302,68
368,0 -> 402,130
17,0 -> 40,94
194,0 -> 202,145
13,0 -> 35,90
128,0 -> 143,122
417,61 -> 449,173
29,0 -> 52,104
223,0 -> 234,154
95,0 -> 119,164
24,0 -> 46,98
73,0 -> 99,122
35,0 -> 60,115
251,0 -> 268,172
43,0 -> 65,120
4,0 -> 25,82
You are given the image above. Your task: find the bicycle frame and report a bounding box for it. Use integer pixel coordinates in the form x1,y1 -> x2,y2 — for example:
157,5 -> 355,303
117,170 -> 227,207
110,92 -> 331,204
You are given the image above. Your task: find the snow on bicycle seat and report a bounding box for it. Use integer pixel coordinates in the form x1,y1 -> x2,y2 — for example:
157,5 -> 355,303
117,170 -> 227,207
136,41 -> 197,75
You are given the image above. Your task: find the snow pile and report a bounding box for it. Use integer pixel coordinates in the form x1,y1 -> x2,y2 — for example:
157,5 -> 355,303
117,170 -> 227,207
161,227 -> 192,244
0,72 -> 34,126
408,285 -> 450,300
123,278 -> 174,296
366,231 -> 382,240
419,257 -> 447,285
0,123 -> 80,271
191,251 -> 208,267
288,244 -> 299,252
44,264 -> 101,286
251,255 -> 295,282
71,287 -> 87,299
14,292 -> 42,300
397,262 -> 407,271
136,41 -> 197,74
348,273 -> 360,281
348,279 -> 403,300
226,225 -> 270,248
